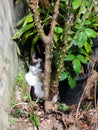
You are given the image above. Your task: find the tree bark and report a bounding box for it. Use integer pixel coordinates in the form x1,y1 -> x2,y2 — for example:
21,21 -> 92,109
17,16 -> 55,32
30,0 -> 60,104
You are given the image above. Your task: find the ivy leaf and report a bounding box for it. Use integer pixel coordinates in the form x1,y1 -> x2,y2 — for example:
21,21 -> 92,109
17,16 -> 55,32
65,54 -> 75,61
72,0 -> 81,10
60,72 -> 68,81
76,54 -> 87,64
72,59 -> 81,73
54,27 -> 63,34
84,28 -> 97,38
68,76 -> 76,89
76,32 -> 87,48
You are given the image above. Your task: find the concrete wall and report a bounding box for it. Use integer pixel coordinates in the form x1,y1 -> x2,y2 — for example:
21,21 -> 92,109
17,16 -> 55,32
0,0 -> 26,129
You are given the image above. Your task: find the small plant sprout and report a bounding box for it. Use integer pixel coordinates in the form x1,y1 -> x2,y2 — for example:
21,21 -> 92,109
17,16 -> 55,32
57,103 -> 69,111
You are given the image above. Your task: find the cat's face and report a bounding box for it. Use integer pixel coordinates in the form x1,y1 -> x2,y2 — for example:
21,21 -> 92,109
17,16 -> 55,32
29,58 -> 43,75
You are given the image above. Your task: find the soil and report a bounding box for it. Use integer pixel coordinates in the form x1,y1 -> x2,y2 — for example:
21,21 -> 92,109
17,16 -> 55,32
7,85 -> 98,130
7,61 -> 98,130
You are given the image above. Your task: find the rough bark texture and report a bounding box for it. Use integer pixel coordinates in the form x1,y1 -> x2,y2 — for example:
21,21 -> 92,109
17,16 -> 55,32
30,0 -> 60,103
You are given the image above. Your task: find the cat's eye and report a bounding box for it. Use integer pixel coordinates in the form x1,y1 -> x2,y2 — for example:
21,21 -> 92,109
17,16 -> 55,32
31,62 -> 37,66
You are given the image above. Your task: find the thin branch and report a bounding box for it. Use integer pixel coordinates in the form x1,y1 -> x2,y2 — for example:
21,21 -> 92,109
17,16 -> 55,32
30,0 -> 51,44
30,0 -> 60,102
49,0 -> 60,38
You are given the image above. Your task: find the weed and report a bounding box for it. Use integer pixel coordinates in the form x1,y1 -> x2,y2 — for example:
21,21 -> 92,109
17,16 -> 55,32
8,117 -> 18,124
57,102 -> 69,111
29,112 -> 40,128
53,127 -> 58,130
14,108 -> 24,117
33,112 -> 40,127
23,94 -> 31,102
16,72 -> 26,89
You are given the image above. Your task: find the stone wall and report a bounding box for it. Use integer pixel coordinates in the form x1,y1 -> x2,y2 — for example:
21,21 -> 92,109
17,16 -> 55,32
0,0 -> 26,130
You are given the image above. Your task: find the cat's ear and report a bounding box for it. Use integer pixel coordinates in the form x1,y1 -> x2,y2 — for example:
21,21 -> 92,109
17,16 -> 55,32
32,53 -> 36,60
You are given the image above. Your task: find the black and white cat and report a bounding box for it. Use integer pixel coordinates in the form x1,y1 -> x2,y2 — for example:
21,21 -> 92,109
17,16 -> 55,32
25,53 -> 44,99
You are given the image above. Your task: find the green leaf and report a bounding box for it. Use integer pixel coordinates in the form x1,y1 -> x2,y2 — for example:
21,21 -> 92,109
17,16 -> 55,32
72,59 -> 81,73
60,72 -> 68,81
61,0 -> 66,1
84,42 -> 92,53
85,20 -> 91,25
76,32 -> 87,48
75,24 -> 80,29
21,30 -> 37,45
23,14 -> 33,26
16,45 -> 21,56
76,54 -> 87,64
54,34 -> 58,42
83,0 -> 89,6
12,23 -> 34,39
68,76 -> 76,89
54,27 -> 63,34
33,112 -> 40,127
30,35 -> 40,57
78,48 -> 87,55
32,35 -> 40,45
80,5 -> 86,14
58,103 -> 69,111
65,54 -> 75,61
72,0 -> 81,10
84,28 -> 97,38
16,13 -> 32,27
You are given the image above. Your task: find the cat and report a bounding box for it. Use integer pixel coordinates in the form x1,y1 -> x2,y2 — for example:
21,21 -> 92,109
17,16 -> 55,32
25,53 -> 44,99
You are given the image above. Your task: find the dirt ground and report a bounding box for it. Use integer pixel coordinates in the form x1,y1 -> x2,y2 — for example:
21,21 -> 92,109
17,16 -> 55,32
7,62 -> 98,130
7,85 -> 98,130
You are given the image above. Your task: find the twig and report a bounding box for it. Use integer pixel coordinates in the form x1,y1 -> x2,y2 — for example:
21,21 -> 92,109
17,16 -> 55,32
94,81 -> 98,130
9,102 -> 28,113
75,89 -> 85,119
94,81 -> 97,108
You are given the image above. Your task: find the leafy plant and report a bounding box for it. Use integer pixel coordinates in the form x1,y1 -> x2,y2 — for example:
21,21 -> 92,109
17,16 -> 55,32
23,93 -> 31,102
29,112 -> 40,127
33,112 -> 40,127
8,117 -> 18,125
57,102 -> 69,111
16,72 -> 26,90
53,0 -> 98,88
15,108 -> 24,117
14,0 -> 98,110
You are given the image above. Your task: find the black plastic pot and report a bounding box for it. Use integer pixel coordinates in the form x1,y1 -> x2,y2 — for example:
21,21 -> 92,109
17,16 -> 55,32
59,63 -> 92,105
92,36 -> 98,56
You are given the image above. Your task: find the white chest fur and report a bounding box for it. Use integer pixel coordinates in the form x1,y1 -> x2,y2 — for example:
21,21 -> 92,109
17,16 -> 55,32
25,71 -> 44,98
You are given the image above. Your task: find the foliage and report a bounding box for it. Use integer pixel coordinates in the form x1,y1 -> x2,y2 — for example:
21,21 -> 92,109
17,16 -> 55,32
23,93 -> 32,102
33,112 -> 40,127
16,72 -> 26,90
13,0 -> 98,89
53,0 -> 98,88
29,112 -> 40,127
57,102 -> 69,111
14,108 -> 24,117
8,117 -> 18,125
